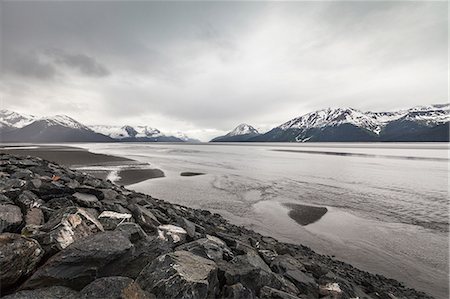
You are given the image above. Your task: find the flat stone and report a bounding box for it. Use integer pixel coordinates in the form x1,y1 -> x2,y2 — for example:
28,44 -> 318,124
16,191 -> 44,211
21,231 -> 133,291
72,192 -> 101,208
176,236 -> 233,261
136,250 -> 218,299
98,211 -> 133,230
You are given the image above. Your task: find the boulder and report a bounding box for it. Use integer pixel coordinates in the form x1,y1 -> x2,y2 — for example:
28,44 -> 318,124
0,233 -> 44,290
40,196 -> 75,221
128,205 -> 160,233
112,226 -> 172,278
72,192 -> 101,208
35,207 -> 104,252
98,211 -> 133,230
16,191 -> 44,211
136,250 -> 218,299
21,231 -> 133,291
24,208 -> 45,227
270,255 -> 318,296
222,283 -> 255,299
259,286 -> 301,299
157,224 -> 187,244
176,236 -> 233,261
319,282 -> 342,298
217,252 -> 299,297
2,286 -> 78,299
79,276 -> 151,299
0,204 -> 23,233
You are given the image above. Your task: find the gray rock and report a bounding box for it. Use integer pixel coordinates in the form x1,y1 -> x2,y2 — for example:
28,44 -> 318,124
0,194 -> 14,204
36,207 -> 104,253
270,255 -> 317,297
259,286 -> 301,299
72,192 -> 101,208
129,205 -> 160,233
0,204 -> 23,233
80,276 -> 151,299
2,286 -> 78,299
157,224 -> 187,244
100,188 -> 119,201
176,216 -> 196,238
222,283 -> 255,299
115,222 -> 148,242
136,250 -> 218,299
24,208 -> 44,227
21,231 -> 133,291
217,253 -> 299,297
176,236 -> 233,261
98,210 -> 133,230
16,191 -> 44,211
0,233 -> 44,290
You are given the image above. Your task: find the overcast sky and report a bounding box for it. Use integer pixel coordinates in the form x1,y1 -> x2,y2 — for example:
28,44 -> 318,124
1,1 -> 448,141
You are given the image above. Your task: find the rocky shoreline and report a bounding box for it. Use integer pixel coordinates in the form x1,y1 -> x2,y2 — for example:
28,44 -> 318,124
0,153 -> 433,299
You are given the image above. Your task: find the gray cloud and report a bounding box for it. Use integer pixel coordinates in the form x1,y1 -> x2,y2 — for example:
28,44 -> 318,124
46,49 -> 110,77
1,1 -> 447,140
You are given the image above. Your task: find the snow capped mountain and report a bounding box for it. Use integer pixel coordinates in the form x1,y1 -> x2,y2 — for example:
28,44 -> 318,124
89,125 -> 186,141
253,103 -> 449,142
0,109 -> 37,128
210,124 -> 260,142
39,115 -> 92,131
279,108 -> 381,134
227,124 -> 259,137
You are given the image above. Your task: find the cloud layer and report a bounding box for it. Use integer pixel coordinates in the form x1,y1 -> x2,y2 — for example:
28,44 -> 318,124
1,1 -> 447,140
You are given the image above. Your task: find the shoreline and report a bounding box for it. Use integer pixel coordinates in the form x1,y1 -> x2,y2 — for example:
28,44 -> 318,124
0,152 -> 434,298
0,145 -> 164,186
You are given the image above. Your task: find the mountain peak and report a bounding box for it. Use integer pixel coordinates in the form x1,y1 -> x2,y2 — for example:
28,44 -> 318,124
41,115 -> 90,130
227,124 -> 259,137
0,109 -> 37,128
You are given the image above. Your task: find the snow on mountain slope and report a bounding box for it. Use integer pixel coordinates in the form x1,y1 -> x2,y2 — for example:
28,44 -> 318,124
40,115 -> 92,130
226,124 -> 259,137
280,108 -> 382,134
89,125 -> 163,139
279,104 -> 449,135
0,109 -> 37,128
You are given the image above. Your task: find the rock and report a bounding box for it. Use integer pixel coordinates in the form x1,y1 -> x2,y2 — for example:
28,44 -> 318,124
34,207 -> 103,253
217,253 -> 299,297
270,255 -> 317,296
24,208 -> 44,227
259,249 -> 278,265
0,204 -> 23,233
136,250 -> 218,299
176,236 -> 233,261
222,283 -> 255,299
2,286 -> 78,299
21,231 -> 133,291
100,189 -> 119,201
319,282 -> 342,298
40,196 -> 75,221
115,222 -> 148,243
98,211 -> 133,230
0,233 -> 44,290
157,224 -> 187,244
72,192 -> 101,208
177,217 -> 196,238
0,193 -> 14,204
129,205 -> 160,233
259,286 -> 301,299
30,179 -> 42,189
79,276 -> 150,299
16,191 -> 44,211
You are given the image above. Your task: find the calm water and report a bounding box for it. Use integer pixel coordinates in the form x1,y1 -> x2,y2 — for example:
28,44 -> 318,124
77,142 -> 449,298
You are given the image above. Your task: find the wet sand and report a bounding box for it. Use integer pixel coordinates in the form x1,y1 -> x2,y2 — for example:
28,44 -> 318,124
283,203 -> 328,226
0,145 -> 164,186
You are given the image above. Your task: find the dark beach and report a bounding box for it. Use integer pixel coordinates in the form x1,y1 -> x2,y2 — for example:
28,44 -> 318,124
0,145 -> 164,186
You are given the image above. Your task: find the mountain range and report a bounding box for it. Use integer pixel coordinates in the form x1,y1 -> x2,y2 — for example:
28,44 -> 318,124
0,110 -> 198,143
210,104 -> 449,142
1,104 -> 448,143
